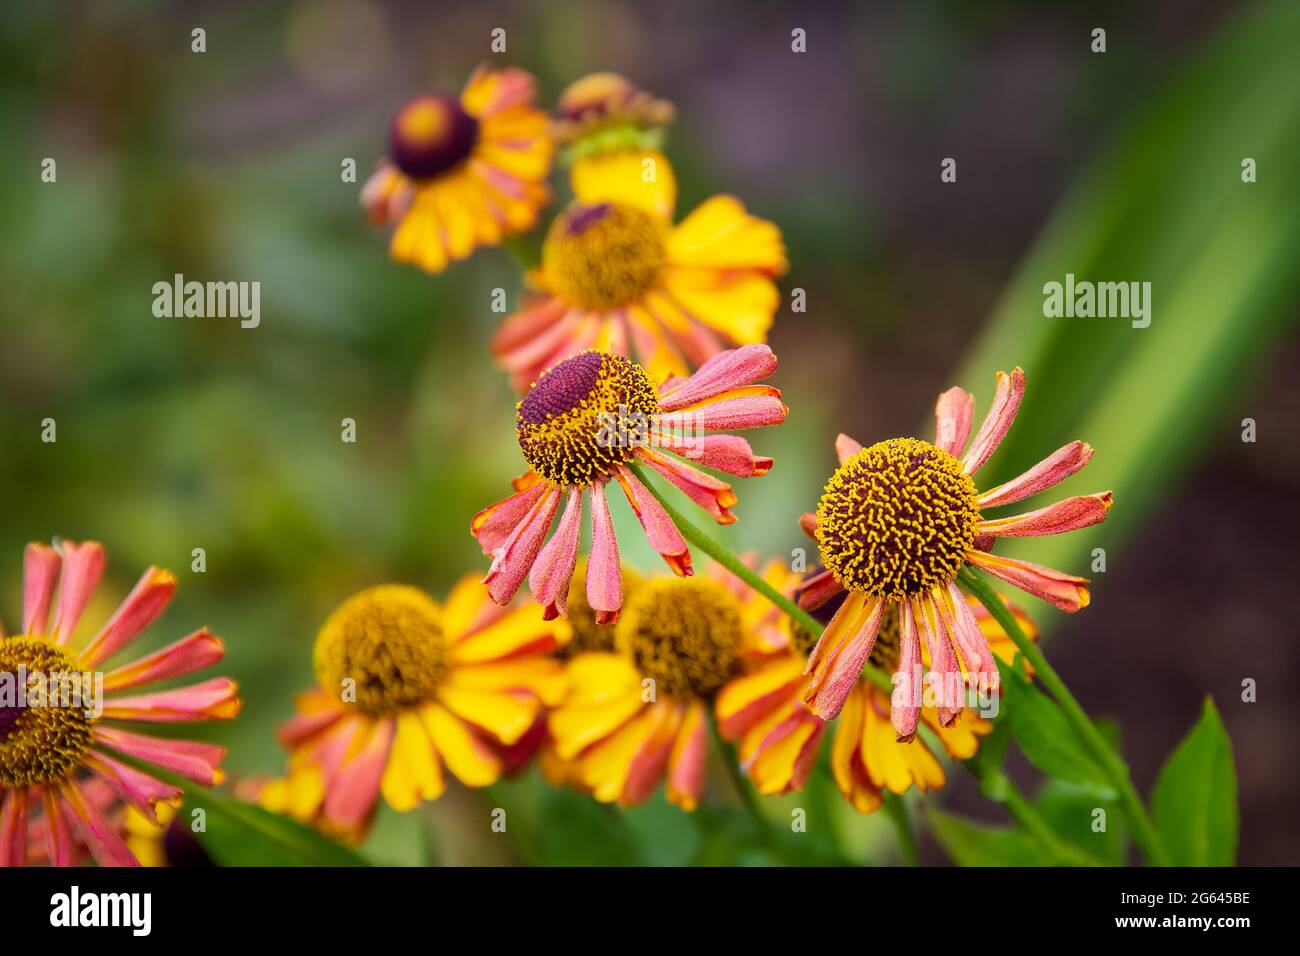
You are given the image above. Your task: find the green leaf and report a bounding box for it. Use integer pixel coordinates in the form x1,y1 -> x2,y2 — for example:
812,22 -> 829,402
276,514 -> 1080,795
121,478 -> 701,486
1001,662 -> 1114,796
1151,697 -> 1238,866
1035,780 -> 1127,866
927,809 -> 1050,867
537,788 -> 640,866
185,787 -> 369,867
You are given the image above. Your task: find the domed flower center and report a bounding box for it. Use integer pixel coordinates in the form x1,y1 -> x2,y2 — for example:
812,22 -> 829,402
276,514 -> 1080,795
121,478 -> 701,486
313,585 -> 447,716
0,638 -> 94,787
389,94 -> 479,180
816,438 -> 979,598
615,578 -> 743,699
541,202 -> 667,310
516,350 -> 661,486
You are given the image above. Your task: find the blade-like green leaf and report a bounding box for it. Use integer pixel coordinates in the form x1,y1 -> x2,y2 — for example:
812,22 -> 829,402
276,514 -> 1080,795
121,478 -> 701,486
927,808 -> 1050,867
1151,697 -> 1238,866
1001,662 -> 1114,796
185,786 -> 370,867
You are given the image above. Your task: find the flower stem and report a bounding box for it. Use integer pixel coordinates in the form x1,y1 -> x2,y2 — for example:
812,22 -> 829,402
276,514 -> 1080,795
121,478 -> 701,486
956,566 -> 1174,867
626,462 -> 891,692
881,791 -> 920,866
961,756 -> 1102,866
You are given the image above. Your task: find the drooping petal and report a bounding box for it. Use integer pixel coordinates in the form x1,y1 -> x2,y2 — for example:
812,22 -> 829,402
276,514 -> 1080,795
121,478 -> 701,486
82,750 -> 182,826
862,688 -> 944,793
961,368 -> 1026,476
22,542 -> 61,636
323,718 -> 393,830
101,628 -> 223,692
656,344 -> 778,410
95,725 -> 226,786
794,567 -> 843,613
965,551 -> 1090,612
716,655 -> 807,738
483,485 -> 561,605
747,707 -> 825,795
528,486 -> 584,620
622,700 -> 684,805
977,492 -> 1113,538
0,789 -> 27,867
835,433 -> 863,465
586,481 -> 623,623
933,387 -> 975,457
937,581 -> 1000,692
437,685 -> 539,745
444,657 -> 568,707
799,512 -> 818,539
636,448 -> 737,524
59,779 -> 138,867
421,703 -> 502,787
803,593 -> 883,720
102,677 -> 241,722
976,440 -> 1094,508
614,465 -> 692,575
829,687 -> 884,814
449,606 -> 568,665
471,479 -> 548,556
50,540 -> 106,645
278,689 -> 348,748
916,594 -> 962,727
80,568 -> 177,666
665,700 -> 709,811
380,710 -> 446,811
891,599 -> 923,741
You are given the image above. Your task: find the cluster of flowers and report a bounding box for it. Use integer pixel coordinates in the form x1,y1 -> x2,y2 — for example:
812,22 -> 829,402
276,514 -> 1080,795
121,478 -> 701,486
0,67 -> 1110,865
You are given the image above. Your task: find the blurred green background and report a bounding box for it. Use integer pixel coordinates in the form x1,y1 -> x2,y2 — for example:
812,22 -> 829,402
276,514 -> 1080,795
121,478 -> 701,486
2,0 -> 1297,864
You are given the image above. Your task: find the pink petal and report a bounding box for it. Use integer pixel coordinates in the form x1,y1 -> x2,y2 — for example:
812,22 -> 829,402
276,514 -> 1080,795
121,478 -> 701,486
615,466 -> 692,576
657,344 -> 778,411
977,492 -> 1113,538
636,448 -> 738,524
102,677 -> 241,722
278,691 -> 348,747
483,485 -> 561,605
934,387 -> 975,457
799,512 -> 818,539
83,750 -> 182,826
655,389 -> 788,432
59,779 -> 138,867
803,594 -> 883,720
94,726 -> 226,786
961,368 -> 1026,476
42,789 -> 75,867
586,482 -> 623,624
939,580 -> 999,689
471,479 -> 548,556
623,702 -> 682,806
891,600 -> 923,741
80,567 -> 177,666
323,718 -> 394,829
655,433 -> 772,477
916,594 -> 962,727
50,540 -> 106,645
966,551 -> 1090,612
101,628 -> 224,692
835,433 -> 863,465
528,486 -> 583,620
977,441 -> 1095,508
22,542 -> 61,636
0,789 -> 27,867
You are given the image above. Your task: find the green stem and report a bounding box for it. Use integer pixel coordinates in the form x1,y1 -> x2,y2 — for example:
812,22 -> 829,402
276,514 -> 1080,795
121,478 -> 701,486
626,462 -> 891,692
503,234 -> 540,270
962,757 -> 1101,866
881,792 -> 920,866
957,566 -> 1174,867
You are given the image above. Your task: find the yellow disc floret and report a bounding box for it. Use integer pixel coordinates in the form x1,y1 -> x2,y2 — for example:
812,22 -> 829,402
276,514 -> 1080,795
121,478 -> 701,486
542,202 -> 667,310
816,438 -> 979,598
516,350 -> 661,487
313,585 -> 447,716
0,638 -> 94,787
615,577 -> 743,699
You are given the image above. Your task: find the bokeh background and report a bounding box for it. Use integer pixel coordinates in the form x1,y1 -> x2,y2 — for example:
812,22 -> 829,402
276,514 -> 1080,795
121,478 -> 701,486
2,0 -> 1297,864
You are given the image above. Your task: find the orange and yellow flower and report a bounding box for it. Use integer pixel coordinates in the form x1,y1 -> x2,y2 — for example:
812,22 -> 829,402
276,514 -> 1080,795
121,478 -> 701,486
491,76 -> 786,390
261,575 -> 568,840
362,65 -> 553,274
547,561 -> 785,811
